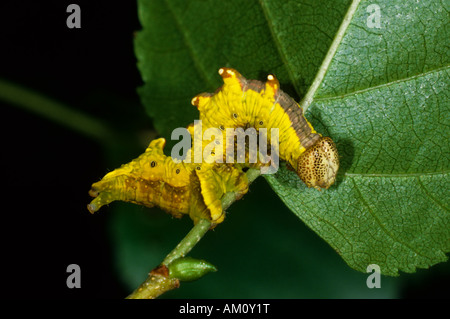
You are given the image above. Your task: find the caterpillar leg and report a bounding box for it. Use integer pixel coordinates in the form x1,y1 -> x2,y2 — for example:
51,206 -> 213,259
219,164 -> 249,201
87,175 -> 149,214
88,170 -> 125,213
193,164 -> 249,224
87,184 -> 115,214
194,164 -> 225,224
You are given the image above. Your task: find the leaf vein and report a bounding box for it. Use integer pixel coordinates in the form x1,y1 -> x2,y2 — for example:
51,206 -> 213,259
351,178 -> 429,261
257,0 -> 301,96
416,176 -> 450,212
315,65 -> 450,101
163,0 -> 216,89
345,171 -> 449,178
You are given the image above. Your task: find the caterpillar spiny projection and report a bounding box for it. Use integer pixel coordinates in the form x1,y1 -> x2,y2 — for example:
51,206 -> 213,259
88,68 -> 339,225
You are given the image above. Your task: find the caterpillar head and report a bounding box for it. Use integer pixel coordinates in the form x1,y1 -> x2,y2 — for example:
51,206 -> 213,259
297,137 -> 339,190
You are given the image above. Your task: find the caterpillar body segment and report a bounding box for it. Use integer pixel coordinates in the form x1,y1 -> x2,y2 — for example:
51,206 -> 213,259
192,68 -> 339,190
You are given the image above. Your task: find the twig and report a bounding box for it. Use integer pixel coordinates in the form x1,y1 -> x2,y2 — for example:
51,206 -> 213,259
0,78 -> 115,145
126,168 -> 262,299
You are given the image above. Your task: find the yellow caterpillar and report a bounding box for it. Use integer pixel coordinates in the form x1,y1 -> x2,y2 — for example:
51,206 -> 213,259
192,68 -> 339,189
88,68 -> 339,225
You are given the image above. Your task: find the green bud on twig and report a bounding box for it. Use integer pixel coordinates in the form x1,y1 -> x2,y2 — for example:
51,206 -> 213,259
168,257 -> 217,282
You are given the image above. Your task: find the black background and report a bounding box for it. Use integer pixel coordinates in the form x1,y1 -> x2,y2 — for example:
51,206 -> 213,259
0,1 -> 143,298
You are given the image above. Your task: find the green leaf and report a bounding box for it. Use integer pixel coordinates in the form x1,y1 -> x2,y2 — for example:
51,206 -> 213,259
134,0 -> 449,276
266,0 -> 450,276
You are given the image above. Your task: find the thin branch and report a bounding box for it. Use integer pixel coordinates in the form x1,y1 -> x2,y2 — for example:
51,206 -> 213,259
163,218 -> 212,266
126,168 -> 262,299
125,264 -> 180,299
0,78 -> 115,144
